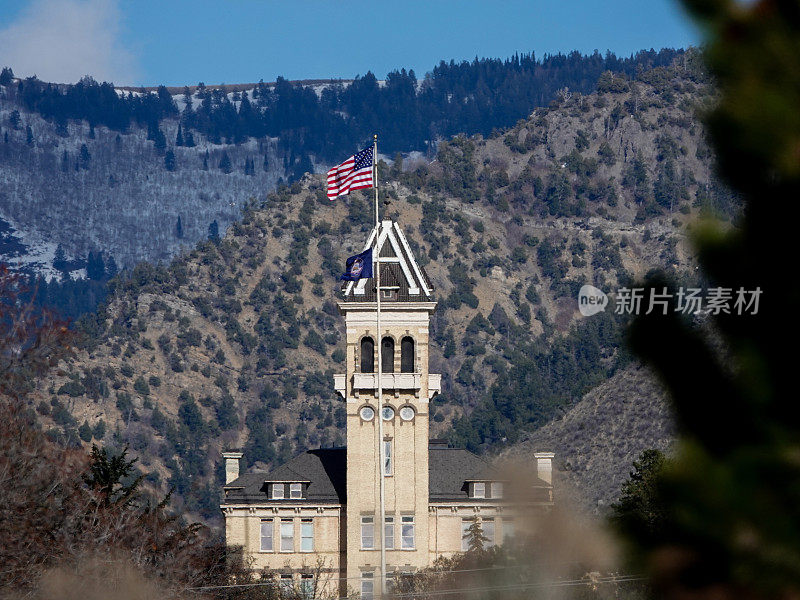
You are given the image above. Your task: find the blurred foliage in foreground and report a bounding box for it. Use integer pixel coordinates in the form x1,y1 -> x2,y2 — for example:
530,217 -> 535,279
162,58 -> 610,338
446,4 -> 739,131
619,1 -> 800,598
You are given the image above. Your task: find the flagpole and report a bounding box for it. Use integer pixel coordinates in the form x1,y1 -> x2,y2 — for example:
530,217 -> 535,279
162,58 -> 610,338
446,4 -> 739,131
373,133 -> 387,596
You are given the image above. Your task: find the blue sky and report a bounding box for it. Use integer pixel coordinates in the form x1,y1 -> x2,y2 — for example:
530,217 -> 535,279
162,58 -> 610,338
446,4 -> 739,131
0,0 -> 700,86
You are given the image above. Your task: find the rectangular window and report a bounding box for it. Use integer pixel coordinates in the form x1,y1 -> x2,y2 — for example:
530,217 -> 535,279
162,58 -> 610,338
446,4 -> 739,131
482,518 -> 495,548
290,483 -> 303,499
260,519 -> 274,552
401,515 -> 415,549
361,516 -> 374,549
385,516 -> 395,549
301,519 -> 314,552
280,574 -> 293,594
384,440 -> 393,476
503,519 -> 515,544
280,519 -> 294,552
361,573 -> 374,600
460,518 -> 472,551
272,483 -> 285,499
300,574 -> 314,599
472,482 -> 485,498
490,482 -> 503,499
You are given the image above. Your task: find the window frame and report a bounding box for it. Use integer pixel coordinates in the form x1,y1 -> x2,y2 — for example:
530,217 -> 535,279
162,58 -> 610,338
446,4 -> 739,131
260,518 -> 274,552
482,518 -> 495,548
472,482 -> 486,498
385,516 -> 395,549
460,518 -> 471,552
400,336 -> 415,373
300,574 -> 314,600
300,518 -> 314,552
290,482 -> 303,499
361,515 -> 375,549
280,518 -> 294,552
401,515 -> 415,549
361,572 -> 374,600
383,440 -> 393,476
360,336 -> 375,373
272,483 -> 285,500
490,482 -> 503,499
381,336 -> 395,373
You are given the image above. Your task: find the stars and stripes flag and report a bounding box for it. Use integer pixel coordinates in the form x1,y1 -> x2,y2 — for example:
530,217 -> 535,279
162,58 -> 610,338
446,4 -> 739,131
326,146 -> 374,199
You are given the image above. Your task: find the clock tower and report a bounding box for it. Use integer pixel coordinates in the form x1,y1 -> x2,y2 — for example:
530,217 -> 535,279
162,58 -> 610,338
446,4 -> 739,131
335,219 -> 440,595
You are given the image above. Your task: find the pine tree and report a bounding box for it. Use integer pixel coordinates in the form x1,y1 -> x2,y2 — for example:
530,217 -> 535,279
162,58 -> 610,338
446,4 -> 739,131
153,128 -> 167,154
185,130 -> 195,147
53,244 -> 67,274
88,123 -> 95,139
208,220 -> 220,243
86,251 -> 105,280
79,144 -> 91,169
202,151 -> 209,171
262,153 -> 269,172
218,151 -> 232,174
60,150 -> 69,172
164,149 -> 176,171
105,255 -> 118,278
25,125 -> 33,145
0,66 -> 13,86
175,216 -> 184,239
175,124 -> 184,146
9,110 -> 20,130
463,518 -> 488,553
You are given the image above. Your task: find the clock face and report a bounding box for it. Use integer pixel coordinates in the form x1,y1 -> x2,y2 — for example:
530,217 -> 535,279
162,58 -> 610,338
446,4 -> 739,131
381,406 -> 395,421
360,406 -> 375,421
399,406 -> 415,421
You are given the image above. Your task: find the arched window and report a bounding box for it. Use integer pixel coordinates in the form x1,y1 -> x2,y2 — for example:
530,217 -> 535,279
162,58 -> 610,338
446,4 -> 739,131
381,337 -> 395,373
401,337 -> 415,373
360,337 -> 374,373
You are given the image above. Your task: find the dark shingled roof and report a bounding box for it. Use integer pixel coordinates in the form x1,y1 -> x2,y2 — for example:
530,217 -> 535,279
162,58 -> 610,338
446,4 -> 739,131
224,448 -> 346,504
223,445 -> 552,506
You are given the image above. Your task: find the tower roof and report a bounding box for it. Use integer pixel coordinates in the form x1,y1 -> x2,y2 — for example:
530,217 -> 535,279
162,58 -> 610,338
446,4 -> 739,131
342,220 -> 434,302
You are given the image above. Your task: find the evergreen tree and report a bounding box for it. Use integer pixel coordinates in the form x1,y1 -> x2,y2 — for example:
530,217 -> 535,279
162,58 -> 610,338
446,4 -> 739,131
25,125 -> 33,145
88,123 -> 95,139
262,153 -> 269,172
184,130 -> 195,147
60,150 -> 69,172
86,251 -> 105,281
218,151 -> 232,174
53,244 -> 67,273
164,149 -> 176,171
83,445 -> 143,507
105,255 -> 118,278
463,518 -> 489,553
208,220 -> 220,243
201,151 -> 208,171
175,124 -> 184,146
175,216 -> 184,239
153,128 -> 167,154
0,66 -> 13,86
8,110 -> 20,130
79,144 -> 91,169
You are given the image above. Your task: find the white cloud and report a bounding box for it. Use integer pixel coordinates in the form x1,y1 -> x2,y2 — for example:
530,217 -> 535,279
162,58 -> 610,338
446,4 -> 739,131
0,0 -> 139,85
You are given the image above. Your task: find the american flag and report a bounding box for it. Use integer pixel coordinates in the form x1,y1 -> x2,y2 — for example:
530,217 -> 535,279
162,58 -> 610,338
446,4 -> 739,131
327,146 -> 374,199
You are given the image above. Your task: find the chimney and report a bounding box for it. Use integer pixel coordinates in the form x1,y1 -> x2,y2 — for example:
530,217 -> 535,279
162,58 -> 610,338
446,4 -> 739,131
222,451 -> 243,485
533,452 -> 555,485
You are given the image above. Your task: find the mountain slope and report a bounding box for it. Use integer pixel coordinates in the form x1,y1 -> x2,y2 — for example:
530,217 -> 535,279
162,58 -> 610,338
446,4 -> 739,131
28,60 -> 723,523
502,364 -> 674,513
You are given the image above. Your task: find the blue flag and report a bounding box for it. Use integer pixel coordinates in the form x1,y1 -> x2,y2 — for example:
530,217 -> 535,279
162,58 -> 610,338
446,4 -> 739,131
340,248 -> 374,281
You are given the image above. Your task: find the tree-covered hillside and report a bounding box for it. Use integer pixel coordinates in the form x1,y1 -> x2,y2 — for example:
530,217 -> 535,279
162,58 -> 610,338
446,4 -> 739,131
29,59 -> 727,524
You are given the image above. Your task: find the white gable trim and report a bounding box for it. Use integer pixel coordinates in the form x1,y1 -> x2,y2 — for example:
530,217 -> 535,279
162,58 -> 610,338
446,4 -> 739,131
394,222 -> 431,296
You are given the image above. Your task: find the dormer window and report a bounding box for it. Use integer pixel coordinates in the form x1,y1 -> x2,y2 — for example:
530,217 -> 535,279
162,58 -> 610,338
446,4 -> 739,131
491,482 -> 503,499
290,483 -> 303,499
472,482 -> 486,498
272,483 -> 285,499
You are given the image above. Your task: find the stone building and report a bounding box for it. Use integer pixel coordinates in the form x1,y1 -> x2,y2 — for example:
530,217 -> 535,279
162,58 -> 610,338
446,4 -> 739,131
221,220 -> 554,599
